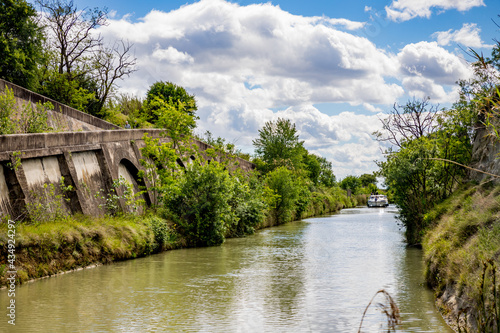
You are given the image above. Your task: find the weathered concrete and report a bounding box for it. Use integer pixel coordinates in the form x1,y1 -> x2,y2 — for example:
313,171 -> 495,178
0,80 -> 255,221
0,78 -> 119,131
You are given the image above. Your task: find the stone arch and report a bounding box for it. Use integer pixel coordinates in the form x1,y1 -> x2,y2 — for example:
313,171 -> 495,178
176,155 -> 197,169
176,158 -> 186,169
118,158 -> 150,210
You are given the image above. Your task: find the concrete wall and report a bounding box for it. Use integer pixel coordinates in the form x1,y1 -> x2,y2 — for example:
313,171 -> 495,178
0,78 -> 120,131
0,129 -> 255,221
0,79 -> 255,221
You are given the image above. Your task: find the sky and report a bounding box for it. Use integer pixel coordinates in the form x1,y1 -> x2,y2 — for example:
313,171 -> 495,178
31,0 -> 500,179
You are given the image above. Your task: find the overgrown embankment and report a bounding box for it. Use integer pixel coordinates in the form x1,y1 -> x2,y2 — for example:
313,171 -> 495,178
0,214 -> 181,287
0,191 -> 360,287
423,183 -> 500,332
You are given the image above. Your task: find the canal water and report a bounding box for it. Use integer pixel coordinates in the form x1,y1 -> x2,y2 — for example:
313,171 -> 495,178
1,206 -> 451,332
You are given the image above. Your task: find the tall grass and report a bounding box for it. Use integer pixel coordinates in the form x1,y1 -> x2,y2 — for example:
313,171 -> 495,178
423,182 -> 500,331
358,289 -> 401,333
0,214 -> 180,286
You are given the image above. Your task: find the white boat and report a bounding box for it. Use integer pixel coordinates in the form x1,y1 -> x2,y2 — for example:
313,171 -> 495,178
367,194 -> 389,207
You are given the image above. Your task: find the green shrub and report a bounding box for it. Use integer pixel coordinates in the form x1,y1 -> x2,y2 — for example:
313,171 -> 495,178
226,173 -> 267,237
167,161 -> 236,247
265,166 -> 301,224
147,216 -> 174,250
0,87 -> 17,134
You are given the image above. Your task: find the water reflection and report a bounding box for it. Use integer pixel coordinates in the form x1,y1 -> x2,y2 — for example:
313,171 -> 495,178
0,207 -> 451,332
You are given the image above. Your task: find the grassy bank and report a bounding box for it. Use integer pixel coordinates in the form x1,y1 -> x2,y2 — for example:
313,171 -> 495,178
0,191 -> 359,287
423,182 -> 500,331
0,214 -> 182,286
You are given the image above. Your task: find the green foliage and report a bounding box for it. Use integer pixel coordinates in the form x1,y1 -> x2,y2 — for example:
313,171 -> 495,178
26,177 -> 73,223
0,0 -> 44,89
37,71 -> 96,112
104,93 -> 144,127
0,86 -> 17,134
253,117 -> 305,173
94,177 -> 144,216
144,96 -> 196,154
167,161 -> 236,247
376,98 -> 473,245
423,184 -> 500,331
19,101 -> 52,133
146,81 -> 198,121
265,166 -> 301,224
317,155 -> 336,187
201,130 -> 251,161
146,215 -> 176,251
359,173 -> 377,187
302,152 -> 321,185
139,134 -> 182,207
226,172 -> 268,237
7,151 -> 22,170
0,86 -> 53,134
339,175 -> 361,194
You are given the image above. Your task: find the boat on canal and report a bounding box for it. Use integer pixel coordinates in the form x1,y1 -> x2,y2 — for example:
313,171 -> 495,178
367,194 -> 389,207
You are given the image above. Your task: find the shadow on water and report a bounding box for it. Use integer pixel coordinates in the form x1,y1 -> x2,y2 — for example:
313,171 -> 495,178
0,206 -> 451,332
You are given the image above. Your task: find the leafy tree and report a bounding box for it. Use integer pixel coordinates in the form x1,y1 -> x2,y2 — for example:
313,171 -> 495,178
167,161 -> 236,247
339,175 -> 360,194
144,81 -> 198,126
139,134 -> 180,207
378,137 -> 439,244
359,173 -> 377,187
317,156 -> 336,187
376,100 -> 473,245
0,0 -> 44,89
143,96 -> 196,156
253,118 -> 305,172
302,152 -> 321,185
37,71 -> 96,110
226,172 -> 268,237
265,166 -> 301,224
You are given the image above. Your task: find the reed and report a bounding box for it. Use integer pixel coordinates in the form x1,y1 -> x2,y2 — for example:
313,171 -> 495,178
358,289 -> 401,333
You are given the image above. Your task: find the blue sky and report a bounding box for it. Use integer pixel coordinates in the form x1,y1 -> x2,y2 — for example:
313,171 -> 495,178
31,0 -> 500,178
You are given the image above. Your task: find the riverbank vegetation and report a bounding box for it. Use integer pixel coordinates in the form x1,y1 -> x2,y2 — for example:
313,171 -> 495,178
374,21 -> 500,330
0,0 -> 380,287
423,183 -> 500,331
0,214 -> 181,286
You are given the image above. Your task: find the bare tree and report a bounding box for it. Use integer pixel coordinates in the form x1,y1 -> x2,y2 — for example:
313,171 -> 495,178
38,0 -> 107,79
373,97 -> 440,148
37,0 -> 137,115
92,40 -> 137,112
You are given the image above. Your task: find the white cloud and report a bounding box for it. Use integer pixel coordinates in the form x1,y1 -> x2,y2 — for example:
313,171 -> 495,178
397,41 -> 472,86
386,0 -> 485,22
433,23 -> 494,48
401,76 -> 458,103
324,18 -> 366,30
95,0 -> 475,178
152,45 -> 194,64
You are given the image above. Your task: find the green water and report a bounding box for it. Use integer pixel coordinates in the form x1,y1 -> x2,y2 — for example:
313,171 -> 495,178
1,207 -> 451,332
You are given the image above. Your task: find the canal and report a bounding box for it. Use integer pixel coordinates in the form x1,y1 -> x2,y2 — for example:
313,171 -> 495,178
1,206 -> 451,332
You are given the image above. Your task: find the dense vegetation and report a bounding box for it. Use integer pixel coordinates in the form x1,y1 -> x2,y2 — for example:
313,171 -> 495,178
0,1 -> 386,287
423,184 -> 500,331
374,20 -> 500,331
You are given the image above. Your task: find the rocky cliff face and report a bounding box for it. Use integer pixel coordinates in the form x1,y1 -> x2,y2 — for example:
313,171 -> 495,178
469,124 -> 500,183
